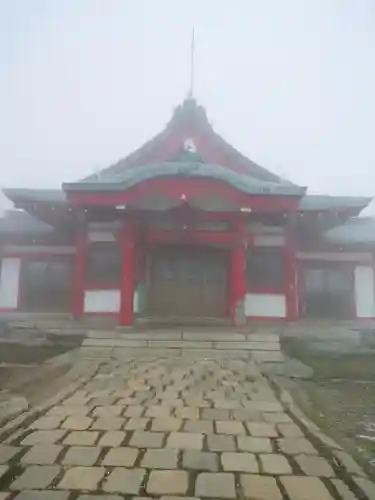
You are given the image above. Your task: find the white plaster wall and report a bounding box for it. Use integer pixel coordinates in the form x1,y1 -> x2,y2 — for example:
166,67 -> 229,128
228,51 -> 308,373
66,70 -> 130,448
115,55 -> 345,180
253,234 -> 285,247
298,251 -> 372,263
245,293 -> 286,318
354,266 -> 375,318
84,290 -> 120,313
0,258 -> 21,309
88,231 -> 116,243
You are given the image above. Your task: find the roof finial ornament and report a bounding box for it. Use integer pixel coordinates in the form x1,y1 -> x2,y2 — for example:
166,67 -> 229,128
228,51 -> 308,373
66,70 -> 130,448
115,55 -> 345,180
187,28 -> 195,99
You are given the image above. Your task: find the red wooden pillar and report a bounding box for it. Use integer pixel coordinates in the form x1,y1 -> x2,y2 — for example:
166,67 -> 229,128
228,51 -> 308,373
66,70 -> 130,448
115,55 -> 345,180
285,214 -> 298,322
72,229 -> 87,318
119,221 -> 135,326
230,220 -> 247,324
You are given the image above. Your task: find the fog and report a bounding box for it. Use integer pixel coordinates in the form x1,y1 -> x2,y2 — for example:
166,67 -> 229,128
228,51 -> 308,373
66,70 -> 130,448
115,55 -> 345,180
0,0 -> 374,213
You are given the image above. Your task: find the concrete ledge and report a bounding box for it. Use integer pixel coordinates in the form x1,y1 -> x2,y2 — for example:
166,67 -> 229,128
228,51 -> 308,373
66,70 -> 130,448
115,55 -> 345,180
147,340 -> 213,349
119,332 -> 183,340
182,332 -> 246,341
82,338 -> 148,347
181,349 -> 249,360
246,334 -> 280,342
214,341 -> 280,351
252,350 -> 284,363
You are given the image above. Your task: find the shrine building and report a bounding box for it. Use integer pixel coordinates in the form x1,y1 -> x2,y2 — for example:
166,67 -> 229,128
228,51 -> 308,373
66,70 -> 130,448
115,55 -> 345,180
1,97 -> 375,325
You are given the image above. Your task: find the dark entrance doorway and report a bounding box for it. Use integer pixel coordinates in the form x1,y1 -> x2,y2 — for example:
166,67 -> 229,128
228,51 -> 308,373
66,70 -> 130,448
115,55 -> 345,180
146,246 -> 228,318
299,263 -> 354,319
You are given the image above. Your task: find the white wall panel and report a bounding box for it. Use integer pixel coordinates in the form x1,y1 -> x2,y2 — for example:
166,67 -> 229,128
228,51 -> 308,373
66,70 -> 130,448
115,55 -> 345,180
84,290 -> 120,313
298,252 -> 372,263
0,258 -> 21,308
355,266 -> 375,318
245,293 -> 286,318
253,234 -> 285,247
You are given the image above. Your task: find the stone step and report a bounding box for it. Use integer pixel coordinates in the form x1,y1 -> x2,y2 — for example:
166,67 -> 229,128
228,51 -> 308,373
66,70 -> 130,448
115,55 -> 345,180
82,338 -> 280,351
86,331 -> 280,343
79,345 -> 285,363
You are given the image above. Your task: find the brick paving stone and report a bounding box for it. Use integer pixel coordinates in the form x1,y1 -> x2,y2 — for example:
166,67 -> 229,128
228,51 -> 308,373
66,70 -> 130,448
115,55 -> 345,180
91,417 -> 125,430
207,434 -> 235,452
259,453 -> 293,474
78,496 -> 123,500
10,465 -> 60,490
195,472 -> 236,499
30,416 -> 64,430
125,418 -> 149,430
62,446 -> 101,466
124,406 -> 144,417
22,430 -> 66,446
353,476 -> 375,499
129,431 -> 165,448
330,479 -> 357,500
222,452 -> 258,472
202,408 -> 230,420
184,420 -> 214,434
152,417 -> 182,432
98,431 -> 127,447
333,450 -> 366,476
159,497 -> 200,500
167,432 -> 203,450
47,406 -> 89,417
21,444 -> 63,465
0,466 -> 7,478
244,401 -> 283,413
14,492 -> 69,500
58,466 -> 106,490
0,445 -> 20,463
91,396 -> 117,406
237,436 -> 273,453
231,409 -> 262,421
277,423 -> 304,437
182,450 -> 219,472
62,416 -> 93,430
146,406 -> 172,417
102,447 -> 139,466
240,474 -> 282,500
103,468 -> 145,494
295,454 -> 334,477
92,405 -> 123,417
147,470 -> 189,495
142,449 -> 178,469
281,476 -> 334,500
63,431 -> 100,446
216,421 -> 245,435
246,422 -> 278,437
278,438 -> 318,455
263,412 -> 293,424
174,407 -> 199,420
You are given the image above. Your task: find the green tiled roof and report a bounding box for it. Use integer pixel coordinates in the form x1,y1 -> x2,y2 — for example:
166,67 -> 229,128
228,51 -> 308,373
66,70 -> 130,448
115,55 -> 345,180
323,217 -> 375,245
3,188 -> 66,203
64,161 -> 305,197
300,195 -> 372,211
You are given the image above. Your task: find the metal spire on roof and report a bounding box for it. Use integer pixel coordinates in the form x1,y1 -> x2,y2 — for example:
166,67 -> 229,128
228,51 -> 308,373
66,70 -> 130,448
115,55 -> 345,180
187,28 -> 195,98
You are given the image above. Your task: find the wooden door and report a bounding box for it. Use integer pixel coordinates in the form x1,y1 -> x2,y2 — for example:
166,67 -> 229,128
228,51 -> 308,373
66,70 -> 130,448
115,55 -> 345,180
146,247 -> 227,318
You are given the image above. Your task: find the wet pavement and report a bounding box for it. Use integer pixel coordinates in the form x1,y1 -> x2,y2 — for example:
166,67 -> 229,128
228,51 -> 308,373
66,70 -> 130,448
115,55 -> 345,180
0,356 -> 374,499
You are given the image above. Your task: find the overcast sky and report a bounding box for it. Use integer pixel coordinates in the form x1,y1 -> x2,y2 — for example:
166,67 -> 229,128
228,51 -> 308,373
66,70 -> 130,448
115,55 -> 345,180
0,0 -> 374,213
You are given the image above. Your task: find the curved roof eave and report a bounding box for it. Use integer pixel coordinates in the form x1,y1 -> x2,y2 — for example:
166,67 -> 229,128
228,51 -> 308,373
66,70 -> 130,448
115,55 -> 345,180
64,161 -> 306,197
323,217 -> 375,245
299,194 -> 372,213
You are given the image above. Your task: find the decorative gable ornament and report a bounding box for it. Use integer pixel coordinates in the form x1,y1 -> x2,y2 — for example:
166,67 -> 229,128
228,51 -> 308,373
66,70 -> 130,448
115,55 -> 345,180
183,138 -> 197,153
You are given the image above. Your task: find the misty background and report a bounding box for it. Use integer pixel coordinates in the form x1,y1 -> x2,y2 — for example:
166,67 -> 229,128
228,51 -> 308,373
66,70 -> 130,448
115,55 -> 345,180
0,0 -> 374,214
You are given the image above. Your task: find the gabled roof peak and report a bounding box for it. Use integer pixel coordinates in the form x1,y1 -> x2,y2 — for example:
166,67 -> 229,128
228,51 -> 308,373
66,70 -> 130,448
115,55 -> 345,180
167,97 -> 210,132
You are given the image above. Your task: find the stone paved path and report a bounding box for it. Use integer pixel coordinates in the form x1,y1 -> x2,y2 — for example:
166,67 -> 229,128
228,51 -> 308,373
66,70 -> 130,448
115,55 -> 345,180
0,357 -> 374,499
